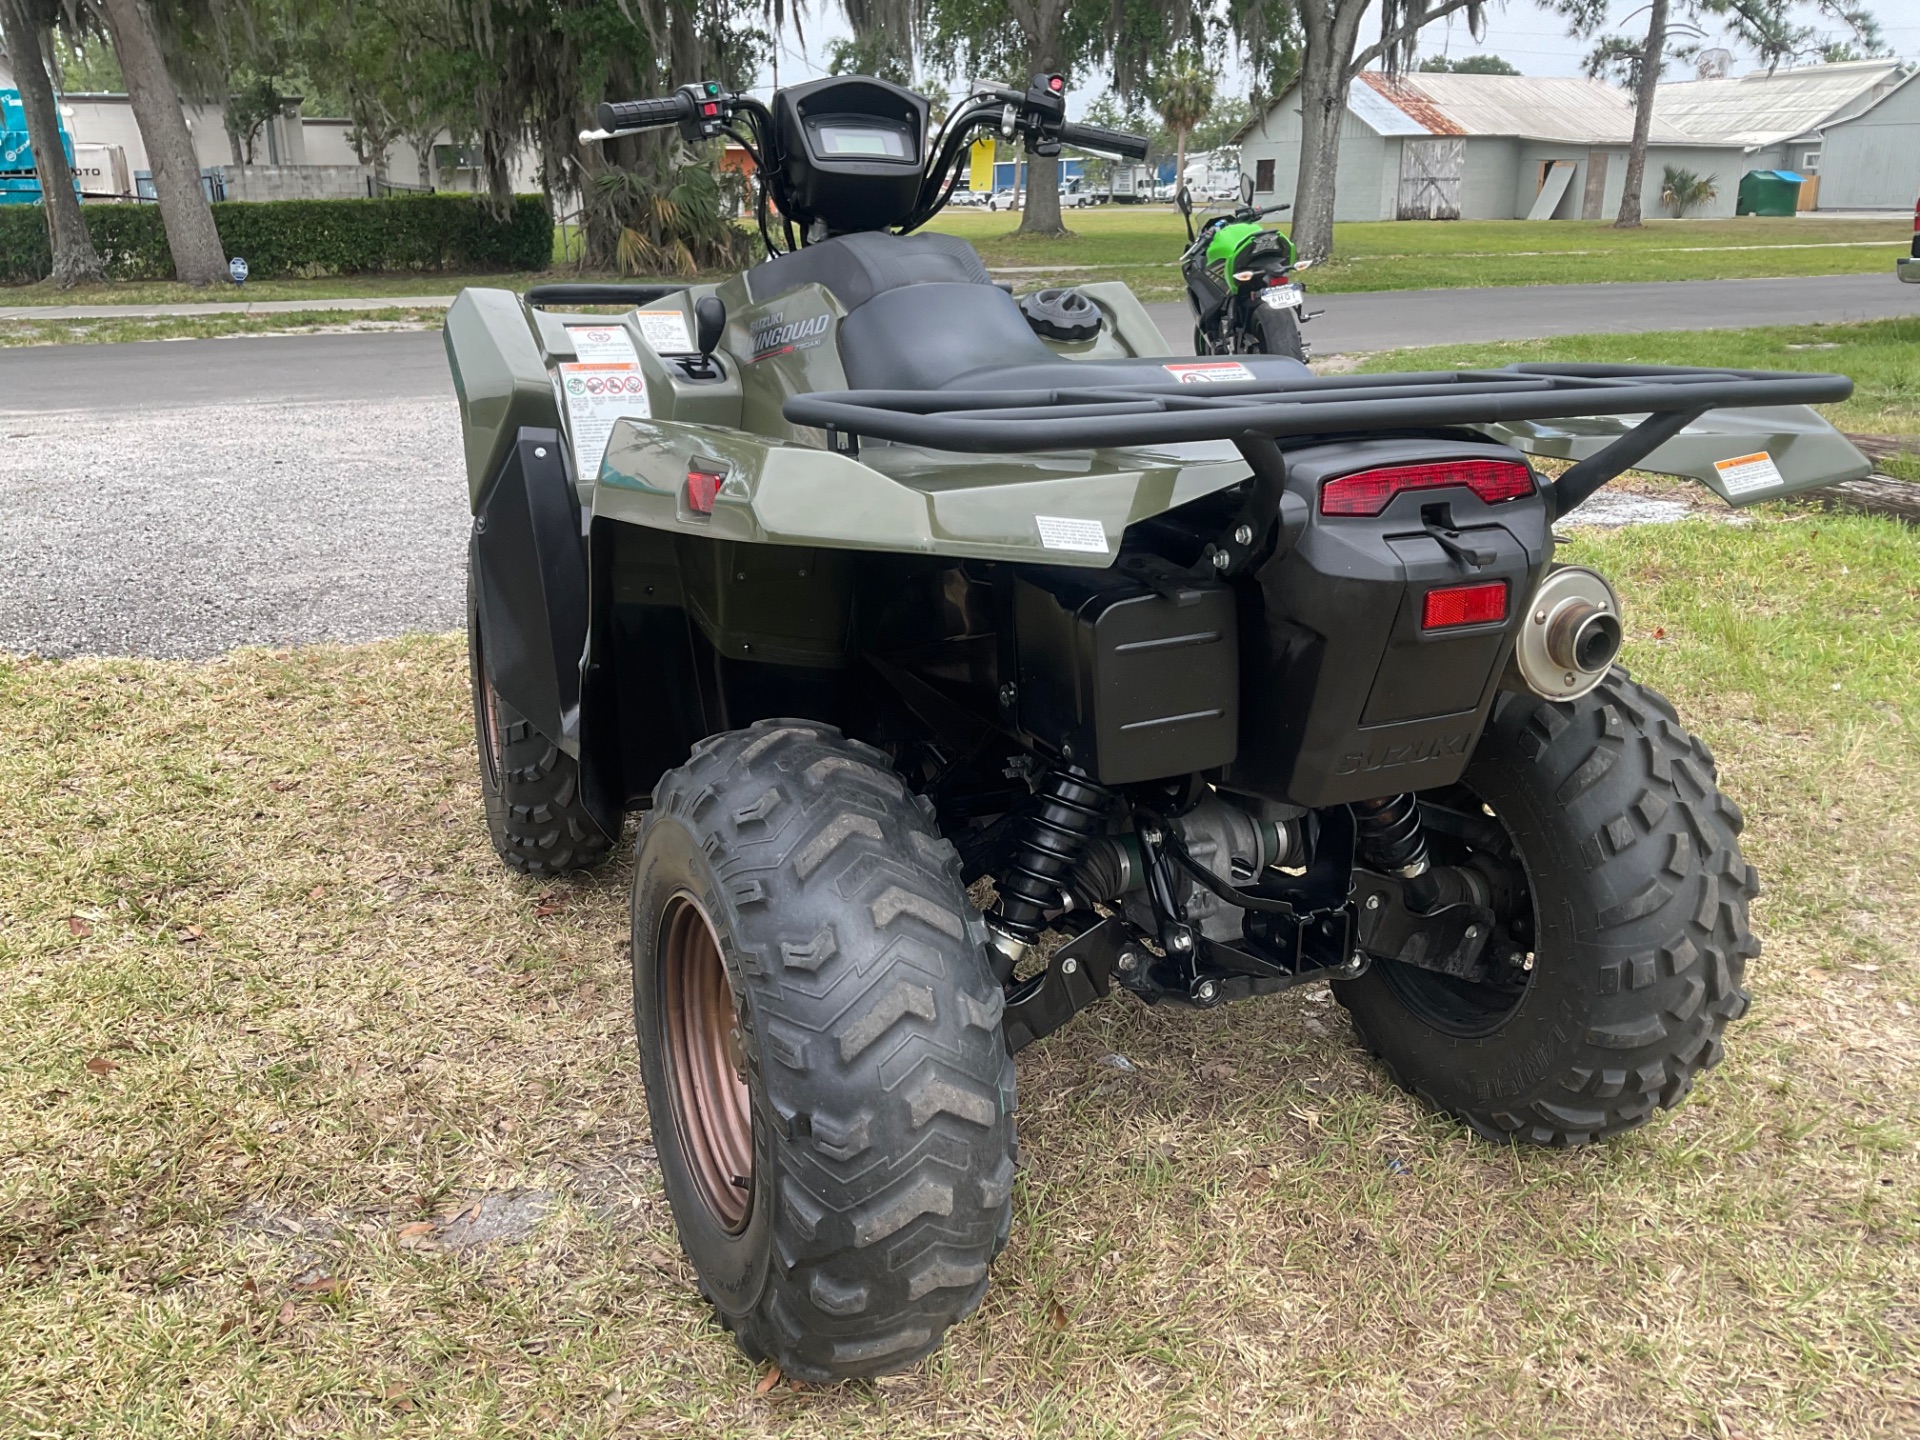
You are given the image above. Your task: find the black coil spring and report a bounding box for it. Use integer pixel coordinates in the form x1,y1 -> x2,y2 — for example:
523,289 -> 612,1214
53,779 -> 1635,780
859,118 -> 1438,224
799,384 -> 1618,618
1351,792 -> 1429,875
993,769 -> 1114,939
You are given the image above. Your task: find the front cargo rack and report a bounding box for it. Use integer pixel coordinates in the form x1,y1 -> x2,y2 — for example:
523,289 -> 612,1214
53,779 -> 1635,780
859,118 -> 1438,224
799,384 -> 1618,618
783,362 -> 1853,522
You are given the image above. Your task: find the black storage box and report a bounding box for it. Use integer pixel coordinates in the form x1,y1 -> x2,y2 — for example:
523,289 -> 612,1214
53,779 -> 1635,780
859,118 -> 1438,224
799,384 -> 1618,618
1012,568 -> 1238,784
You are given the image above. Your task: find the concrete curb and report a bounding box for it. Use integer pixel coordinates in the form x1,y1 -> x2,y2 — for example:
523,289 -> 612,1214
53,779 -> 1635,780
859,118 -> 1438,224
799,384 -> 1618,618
0,295 -> 457,322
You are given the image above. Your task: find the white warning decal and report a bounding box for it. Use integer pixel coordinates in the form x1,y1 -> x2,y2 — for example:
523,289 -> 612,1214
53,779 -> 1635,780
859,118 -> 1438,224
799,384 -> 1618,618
1036,516 -> 1109,553
634,309 -> 695,353
1714,450 -> 1784,497
558,361 -> 649,483
1162,360 -> 1256,384
565,324 -> 640,365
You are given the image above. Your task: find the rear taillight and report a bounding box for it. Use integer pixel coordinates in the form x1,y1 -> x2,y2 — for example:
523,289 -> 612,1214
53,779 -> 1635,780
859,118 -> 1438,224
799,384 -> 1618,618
1423,581 -> 1508,629
1319,459 -> 1533,517
685,468 -> 724,514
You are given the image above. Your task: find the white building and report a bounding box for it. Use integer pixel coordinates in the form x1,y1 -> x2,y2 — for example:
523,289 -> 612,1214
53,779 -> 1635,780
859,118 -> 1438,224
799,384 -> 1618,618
1236,60 -> 1919,221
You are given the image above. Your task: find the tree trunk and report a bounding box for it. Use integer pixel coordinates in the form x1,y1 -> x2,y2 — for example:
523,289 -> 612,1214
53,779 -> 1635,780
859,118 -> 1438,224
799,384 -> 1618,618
1012,0 -> 1070,237
1022,150 -> 1065,235
1289,0 -> 1369,264
0,0 -> 105,286
1174,127 -> 1187,200
97,0 -> 227,284
1615,0 -> 1667,229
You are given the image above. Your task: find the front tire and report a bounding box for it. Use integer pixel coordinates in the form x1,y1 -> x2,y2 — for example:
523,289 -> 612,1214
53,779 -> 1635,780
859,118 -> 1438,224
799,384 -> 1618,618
1333,672 -> 1757,1146
633,720 -> 1017,1381
466,568 -> 613,874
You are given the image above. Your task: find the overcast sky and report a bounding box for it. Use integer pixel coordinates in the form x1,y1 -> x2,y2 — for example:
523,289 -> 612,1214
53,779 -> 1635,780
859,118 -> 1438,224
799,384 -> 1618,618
754,1 -> 1920,113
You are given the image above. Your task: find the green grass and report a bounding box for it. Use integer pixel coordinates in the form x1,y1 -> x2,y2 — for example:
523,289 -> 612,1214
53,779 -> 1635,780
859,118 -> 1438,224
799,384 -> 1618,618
2,515 -> 1918,1436
1352,317 -> 1920,442
2,213 -> 1905,308
924,210 -> 1911,301
0,308 -> 447,347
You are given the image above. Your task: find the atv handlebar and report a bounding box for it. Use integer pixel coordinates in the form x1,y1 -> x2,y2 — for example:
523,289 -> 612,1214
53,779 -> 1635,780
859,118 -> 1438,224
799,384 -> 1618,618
597,94 -> 693,134
1055,121 -> 1149,160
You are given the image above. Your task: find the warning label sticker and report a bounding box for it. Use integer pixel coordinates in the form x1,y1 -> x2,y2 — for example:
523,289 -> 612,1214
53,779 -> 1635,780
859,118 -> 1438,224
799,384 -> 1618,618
1713,450 -> 1784,497
1162,360 -> 1257,385
565,325 -> 640,365
559,361 -> 649,482
634,309 -> 695,354
1036,515 -> 1109,553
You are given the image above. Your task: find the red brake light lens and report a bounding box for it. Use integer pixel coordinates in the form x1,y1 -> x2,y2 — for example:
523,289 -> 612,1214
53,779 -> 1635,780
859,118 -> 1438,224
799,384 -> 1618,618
1320,460 -> 1533,517
1423,581 -> 1508,630
686,469 -> 724,514
1048,75 -> 1065,92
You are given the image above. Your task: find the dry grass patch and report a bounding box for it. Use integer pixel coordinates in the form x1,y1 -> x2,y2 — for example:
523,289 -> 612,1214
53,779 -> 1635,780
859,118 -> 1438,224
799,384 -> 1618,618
1,515 -> 1916,1438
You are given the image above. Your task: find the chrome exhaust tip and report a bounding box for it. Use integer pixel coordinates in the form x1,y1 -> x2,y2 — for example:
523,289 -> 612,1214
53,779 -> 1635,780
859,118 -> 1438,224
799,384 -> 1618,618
1511,566 -> 1622,701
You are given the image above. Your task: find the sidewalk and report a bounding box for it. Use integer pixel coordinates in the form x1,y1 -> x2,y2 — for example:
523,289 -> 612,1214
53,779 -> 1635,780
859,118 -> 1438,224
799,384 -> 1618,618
0,294 -> 457,322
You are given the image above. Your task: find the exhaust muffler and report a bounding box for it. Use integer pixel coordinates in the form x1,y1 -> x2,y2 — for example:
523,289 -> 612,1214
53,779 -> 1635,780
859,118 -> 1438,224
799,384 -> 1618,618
1509,566 -> 1623,701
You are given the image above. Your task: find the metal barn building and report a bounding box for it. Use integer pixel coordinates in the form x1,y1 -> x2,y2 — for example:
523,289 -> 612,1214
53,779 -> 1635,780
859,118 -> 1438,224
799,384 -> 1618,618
1237,61 -> 1919,221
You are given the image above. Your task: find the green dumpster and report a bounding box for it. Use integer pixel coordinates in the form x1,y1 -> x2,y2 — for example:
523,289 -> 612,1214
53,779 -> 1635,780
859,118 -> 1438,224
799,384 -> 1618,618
1736,169 -> 1804,217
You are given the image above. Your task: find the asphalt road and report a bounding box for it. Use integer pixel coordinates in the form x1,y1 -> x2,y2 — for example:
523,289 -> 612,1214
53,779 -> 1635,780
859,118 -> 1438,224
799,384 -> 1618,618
2,271 -> 1906,658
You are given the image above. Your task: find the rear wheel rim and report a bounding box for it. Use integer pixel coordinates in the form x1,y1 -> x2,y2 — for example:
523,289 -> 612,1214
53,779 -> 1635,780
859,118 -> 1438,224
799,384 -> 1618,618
1376,790 -> 1537,1038
660,895 -> 754,1233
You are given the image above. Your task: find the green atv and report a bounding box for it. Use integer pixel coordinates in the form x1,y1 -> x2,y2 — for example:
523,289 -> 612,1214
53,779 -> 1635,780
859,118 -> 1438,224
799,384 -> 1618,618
446,73 -> 1869,1382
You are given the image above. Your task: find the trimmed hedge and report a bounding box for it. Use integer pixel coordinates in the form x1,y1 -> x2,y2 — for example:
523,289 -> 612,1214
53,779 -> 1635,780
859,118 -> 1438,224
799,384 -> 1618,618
0,192 -> 552,284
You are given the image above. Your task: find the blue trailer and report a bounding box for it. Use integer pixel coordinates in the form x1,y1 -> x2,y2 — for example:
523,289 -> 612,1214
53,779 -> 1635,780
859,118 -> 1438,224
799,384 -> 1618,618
1,88 -> 79,205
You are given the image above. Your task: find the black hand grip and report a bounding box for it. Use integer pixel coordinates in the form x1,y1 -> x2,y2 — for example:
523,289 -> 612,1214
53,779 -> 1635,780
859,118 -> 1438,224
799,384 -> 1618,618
597,95 -> 690,133
1055,122 -> 1149,160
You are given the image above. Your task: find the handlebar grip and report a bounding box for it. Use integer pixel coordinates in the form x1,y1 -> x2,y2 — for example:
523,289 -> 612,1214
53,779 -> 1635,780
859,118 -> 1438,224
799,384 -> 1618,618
1054,121 -> 1149,160
596,95 -> 690,134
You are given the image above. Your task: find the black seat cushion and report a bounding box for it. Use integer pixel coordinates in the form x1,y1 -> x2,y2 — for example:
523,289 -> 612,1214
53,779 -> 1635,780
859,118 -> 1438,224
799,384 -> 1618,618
838,282 -> 1311,394
745,231 -> 991,312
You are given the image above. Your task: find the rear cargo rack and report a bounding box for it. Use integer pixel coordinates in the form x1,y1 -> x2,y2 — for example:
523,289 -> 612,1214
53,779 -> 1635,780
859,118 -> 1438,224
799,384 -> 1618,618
785,362 -> 1852,524
785,364 -> 1850,454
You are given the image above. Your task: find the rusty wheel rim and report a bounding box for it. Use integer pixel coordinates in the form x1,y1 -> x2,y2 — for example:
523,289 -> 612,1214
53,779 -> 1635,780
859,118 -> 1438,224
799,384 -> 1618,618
659,894 -> 754,1233
474,633 -> 504,793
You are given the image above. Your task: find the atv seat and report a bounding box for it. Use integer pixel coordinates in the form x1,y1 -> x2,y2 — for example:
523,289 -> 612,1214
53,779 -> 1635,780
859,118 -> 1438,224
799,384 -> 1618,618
746,232 -> 1310,394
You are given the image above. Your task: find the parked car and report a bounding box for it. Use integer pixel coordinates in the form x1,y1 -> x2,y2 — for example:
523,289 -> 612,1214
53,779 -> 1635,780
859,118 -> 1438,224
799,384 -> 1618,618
986,188 -> 1020,211
1061,181 -> 1095,208
1900,194 -> 1918,283
950,187 -> 989,207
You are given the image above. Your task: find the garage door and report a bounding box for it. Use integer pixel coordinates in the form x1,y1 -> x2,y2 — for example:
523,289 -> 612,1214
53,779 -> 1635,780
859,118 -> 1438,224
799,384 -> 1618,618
1397,138 -> 1464,220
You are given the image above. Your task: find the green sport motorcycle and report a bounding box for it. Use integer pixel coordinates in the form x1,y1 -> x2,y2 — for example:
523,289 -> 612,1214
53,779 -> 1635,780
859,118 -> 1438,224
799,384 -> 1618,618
445,69 -> 1870,1382
1179,173 -> 1312,361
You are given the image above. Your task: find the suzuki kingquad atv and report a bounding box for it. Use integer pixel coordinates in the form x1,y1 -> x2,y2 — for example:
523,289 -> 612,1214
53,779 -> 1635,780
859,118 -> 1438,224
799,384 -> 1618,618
446,73 -> 1870,1382
1179,173 -> 1312,361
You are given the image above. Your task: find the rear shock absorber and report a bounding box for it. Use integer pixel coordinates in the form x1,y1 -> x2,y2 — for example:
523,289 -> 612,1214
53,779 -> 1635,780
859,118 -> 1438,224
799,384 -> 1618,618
1351,793 -> 1430,878
1352,792 -> 1489,913
988,768 -> 1113,976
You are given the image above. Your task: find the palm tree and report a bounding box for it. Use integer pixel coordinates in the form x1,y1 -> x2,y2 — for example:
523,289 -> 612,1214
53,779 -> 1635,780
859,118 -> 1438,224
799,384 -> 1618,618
1152,50 -> 1214,203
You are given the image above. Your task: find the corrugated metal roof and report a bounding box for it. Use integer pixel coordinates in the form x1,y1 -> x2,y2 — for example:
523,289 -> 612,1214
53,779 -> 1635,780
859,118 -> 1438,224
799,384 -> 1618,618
1654,59 -> 1911,148
1346,76 -> 1433,137
1354,73 -> 1463,135
1380,72 -> 1708,144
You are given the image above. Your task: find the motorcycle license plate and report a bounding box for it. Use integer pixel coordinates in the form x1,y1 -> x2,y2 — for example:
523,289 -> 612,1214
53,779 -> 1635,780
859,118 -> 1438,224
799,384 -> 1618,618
1259,284 -> 1305,311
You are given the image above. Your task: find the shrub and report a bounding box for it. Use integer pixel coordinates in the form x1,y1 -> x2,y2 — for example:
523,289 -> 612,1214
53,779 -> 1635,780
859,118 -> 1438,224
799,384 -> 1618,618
0,192 -> 553,284
1661,167 -> 1719,218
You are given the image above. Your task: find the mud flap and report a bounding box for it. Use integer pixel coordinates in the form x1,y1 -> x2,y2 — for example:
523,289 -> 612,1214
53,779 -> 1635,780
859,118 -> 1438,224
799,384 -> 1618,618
471,426 -> 593,757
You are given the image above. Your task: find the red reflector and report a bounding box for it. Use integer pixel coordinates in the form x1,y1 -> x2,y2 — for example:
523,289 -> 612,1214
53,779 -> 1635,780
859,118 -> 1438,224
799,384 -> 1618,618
1423,581 -> 1508,630
1048,75 -> 1064,91
686,469 -> 724,514
1320,459 -> 1533,517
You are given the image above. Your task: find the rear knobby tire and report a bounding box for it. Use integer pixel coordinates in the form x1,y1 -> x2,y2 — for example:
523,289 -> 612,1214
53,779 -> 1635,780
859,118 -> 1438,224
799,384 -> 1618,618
466,568 -> 613,875
1254,306 -> 1306,362
632,720 -> 1017,1381
1333,671 -> 1757,1146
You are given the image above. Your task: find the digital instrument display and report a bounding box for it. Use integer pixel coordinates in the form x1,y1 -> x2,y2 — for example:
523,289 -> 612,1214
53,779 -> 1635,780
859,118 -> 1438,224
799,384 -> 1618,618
808,118 -> 914,160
